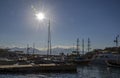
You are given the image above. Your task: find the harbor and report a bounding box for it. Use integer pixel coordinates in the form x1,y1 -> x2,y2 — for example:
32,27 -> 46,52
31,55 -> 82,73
0,45 -> 120,74
0,0 -> 120,78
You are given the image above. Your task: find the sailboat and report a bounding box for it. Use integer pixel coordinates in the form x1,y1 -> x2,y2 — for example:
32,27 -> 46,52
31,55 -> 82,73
69,38 -> 91,65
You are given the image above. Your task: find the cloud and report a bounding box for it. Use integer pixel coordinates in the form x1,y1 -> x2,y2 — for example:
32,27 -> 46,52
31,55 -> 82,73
39,45 -> 74,51
52,45 -> 73,49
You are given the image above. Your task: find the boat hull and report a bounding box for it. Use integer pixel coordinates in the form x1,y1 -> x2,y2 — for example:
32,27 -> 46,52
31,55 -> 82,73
73,60 -> 90,65
106,60 -> 120,67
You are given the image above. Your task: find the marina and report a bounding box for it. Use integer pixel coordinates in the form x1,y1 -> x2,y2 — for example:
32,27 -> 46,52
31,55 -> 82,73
0,0 -> 120,78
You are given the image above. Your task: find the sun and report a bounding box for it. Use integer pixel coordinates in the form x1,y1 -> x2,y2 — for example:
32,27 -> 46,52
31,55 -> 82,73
35,12 -> 45,20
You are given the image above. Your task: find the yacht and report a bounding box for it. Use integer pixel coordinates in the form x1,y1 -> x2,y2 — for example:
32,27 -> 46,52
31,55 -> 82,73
91,53 -> 119,66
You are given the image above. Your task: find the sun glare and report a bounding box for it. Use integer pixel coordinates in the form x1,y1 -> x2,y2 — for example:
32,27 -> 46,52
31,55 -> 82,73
35,12 -> 45,20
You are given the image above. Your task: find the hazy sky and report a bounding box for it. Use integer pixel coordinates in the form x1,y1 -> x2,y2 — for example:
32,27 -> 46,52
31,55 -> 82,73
0,0 -> 120,50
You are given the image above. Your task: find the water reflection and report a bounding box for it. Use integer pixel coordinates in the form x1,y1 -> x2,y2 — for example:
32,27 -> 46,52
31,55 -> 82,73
0,66 -> 120,78
77,65 -> 120,78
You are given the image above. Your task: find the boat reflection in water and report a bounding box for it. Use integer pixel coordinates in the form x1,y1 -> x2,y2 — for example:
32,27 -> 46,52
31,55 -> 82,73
0,65 -> 119,78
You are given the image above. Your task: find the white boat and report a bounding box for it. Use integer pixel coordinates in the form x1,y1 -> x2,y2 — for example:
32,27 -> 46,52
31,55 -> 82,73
91,53 -> 119,66
106,54 -> 120,67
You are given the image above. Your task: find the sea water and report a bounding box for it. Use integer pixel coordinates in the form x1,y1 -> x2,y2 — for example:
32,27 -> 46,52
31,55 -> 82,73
0,65 -> 120,78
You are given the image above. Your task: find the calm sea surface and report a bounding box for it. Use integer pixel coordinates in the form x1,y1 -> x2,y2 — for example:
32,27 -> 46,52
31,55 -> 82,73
0,65 -> 120,78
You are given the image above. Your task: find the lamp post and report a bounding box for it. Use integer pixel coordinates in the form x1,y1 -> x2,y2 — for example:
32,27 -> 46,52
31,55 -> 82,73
35,12 -> 52,57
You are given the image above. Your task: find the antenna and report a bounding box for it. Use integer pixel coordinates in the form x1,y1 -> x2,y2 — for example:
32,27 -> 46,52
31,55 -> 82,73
114,35 -> 119,47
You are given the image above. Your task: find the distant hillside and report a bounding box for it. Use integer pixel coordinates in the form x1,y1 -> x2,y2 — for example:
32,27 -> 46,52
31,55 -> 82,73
9,47 -> 43,54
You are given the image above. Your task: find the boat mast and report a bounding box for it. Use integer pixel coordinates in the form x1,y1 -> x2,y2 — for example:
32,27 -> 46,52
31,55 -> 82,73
33,43 -> 35,54
88,38 -> 91,52
76,38 -> 80,55
27,44 -> 29,55
47,19 -> 52,57
73,43 -> 75,51
82,39 -> 84,55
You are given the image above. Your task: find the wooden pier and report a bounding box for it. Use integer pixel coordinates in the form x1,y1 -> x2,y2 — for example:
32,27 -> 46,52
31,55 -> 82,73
0,64 -> 77,74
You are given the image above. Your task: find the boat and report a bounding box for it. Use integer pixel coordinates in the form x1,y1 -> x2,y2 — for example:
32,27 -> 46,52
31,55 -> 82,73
106,60 -> 120,67
91,53 -> 117,66
106,54 -> 120,67
72,56 -> 91,65
66,38 -> 91,65
66,55 -> 91,65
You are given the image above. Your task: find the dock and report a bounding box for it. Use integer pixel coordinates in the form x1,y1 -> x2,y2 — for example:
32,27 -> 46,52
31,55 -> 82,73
0,64 -> 77,74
